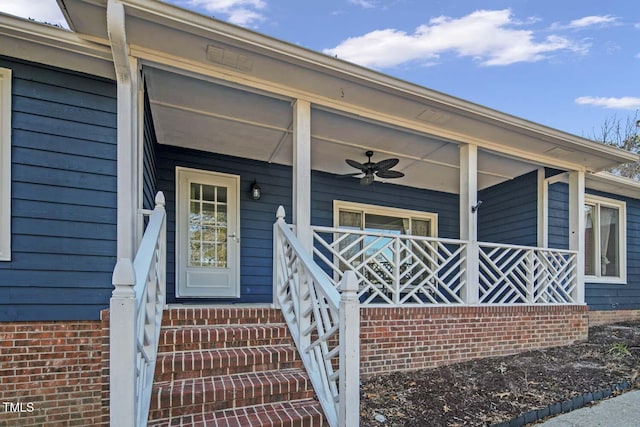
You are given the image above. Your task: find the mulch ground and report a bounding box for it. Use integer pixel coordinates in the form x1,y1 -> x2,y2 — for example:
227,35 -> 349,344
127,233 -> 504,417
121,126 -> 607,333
360,320 -> 640,426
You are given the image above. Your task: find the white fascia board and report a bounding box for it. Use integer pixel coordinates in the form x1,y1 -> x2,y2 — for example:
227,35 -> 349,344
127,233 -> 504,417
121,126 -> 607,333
0,12 -> 114,79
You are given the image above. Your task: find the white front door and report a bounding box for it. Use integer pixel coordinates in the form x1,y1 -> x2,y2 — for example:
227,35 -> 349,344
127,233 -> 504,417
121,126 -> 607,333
176,167 -> 240,298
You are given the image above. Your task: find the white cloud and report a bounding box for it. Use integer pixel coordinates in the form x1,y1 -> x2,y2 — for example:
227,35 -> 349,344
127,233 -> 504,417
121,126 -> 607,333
324,9 -> 588,68
0,0 -> 67,27
180,0 -> 266,26
567,15 -> 618,29
575,96 -> 640,110
349,0 -> 377,8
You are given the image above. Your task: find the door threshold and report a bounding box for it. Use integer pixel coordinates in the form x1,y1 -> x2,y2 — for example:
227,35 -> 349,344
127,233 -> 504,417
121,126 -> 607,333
166,303 -> 276,309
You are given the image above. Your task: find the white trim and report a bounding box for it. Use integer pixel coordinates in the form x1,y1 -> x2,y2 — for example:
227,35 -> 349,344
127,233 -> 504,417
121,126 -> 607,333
584,194 -> 627,284
0,13 -> 114,79
0,67 -> 11,261
568,171 -> 585,303
332,200 -> 438,237
537,168 -> 548,248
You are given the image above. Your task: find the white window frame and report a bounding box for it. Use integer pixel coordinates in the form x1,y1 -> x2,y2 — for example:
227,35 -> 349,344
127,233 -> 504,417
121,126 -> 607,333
584,194 -> 626,284
0,67 -> 11,261
333,200 -> 438,236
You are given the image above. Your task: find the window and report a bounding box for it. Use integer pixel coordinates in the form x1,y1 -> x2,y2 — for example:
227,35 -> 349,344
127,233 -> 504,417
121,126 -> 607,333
333,201 -> 437,275
0,67 -> 11,261
334,201 -> 436,237
584,195 -> 626,282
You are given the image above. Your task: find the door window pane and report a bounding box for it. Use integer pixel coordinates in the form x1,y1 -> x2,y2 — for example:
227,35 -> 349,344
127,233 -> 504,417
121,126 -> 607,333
188,182 -> 228,268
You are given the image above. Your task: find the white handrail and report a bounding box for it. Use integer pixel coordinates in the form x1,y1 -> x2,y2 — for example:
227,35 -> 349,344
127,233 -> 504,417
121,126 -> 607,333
110,192 -> 167,427
273,206 -> 359,427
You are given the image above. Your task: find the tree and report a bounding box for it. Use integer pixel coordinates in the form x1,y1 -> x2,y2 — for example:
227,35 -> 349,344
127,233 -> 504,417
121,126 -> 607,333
590,110 -> 640,180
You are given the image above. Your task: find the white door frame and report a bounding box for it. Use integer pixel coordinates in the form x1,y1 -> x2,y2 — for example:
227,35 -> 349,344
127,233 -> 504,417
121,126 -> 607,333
175,167 -> 241,298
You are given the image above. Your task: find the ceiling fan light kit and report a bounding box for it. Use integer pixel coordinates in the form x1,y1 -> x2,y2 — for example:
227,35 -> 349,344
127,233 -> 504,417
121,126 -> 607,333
344,150 -> 405,185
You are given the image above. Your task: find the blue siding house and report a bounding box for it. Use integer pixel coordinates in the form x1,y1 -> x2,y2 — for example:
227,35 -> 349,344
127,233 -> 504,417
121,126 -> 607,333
1,1 -> 640,426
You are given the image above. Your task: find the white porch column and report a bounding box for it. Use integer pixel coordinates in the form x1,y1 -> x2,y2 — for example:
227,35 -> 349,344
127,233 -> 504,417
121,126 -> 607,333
537,167 -> 548,248
108,2 -> 141,426
568,170 -> 586,303
293,99 -> 312,252
108,0 -> 140,260
460,144 -> 479,304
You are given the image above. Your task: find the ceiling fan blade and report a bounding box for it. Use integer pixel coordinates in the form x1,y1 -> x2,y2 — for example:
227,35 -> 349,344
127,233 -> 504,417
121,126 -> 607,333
360,174 -> 375,186
339,172 -> 363,177
373,158 -> 399,171
346,159 -> 367,171
376,169 -> 405,179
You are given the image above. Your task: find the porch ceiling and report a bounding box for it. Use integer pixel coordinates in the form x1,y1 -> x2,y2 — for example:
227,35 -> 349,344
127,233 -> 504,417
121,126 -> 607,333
145,66 -> 538,193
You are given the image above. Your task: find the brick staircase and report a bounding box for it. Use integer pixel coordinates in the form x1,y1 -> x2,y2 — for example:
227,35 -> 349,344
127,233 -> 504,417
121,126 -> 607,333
147,307 -> 326,426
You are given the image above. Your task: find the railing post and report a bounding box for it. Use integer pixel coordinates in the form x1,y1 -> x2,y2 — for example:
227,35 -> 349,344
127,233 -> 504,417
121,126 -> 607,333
526,249 -> 535,303
110,258 -> 136,427
339,271 -> 360,427
273,206 -> 286,309
464,241 -> 480,304
393,236 -> 400,304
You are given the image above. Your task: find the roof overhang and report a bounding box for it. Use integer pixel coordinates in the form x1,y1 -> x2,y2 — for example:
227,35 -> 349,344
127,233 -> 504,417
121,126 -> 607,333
0,12 -> 114,79
52,0 -> 638,193
586,172 -> 640,199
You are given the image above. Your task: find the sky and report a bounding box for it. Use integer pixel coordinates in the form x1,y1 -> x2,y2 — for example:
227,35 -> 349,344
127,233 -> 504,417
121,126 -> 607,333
1,0 -> 639,139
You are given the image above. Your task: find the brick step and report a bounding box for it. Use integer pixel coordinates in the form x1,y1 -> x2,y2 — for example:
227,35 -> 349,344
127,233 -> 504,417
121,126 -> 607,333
159,324 -> 293,352
154,345 -> 303,382
148,369 -> 314,421
162,307 -> 286,327
147,398 -> 326,427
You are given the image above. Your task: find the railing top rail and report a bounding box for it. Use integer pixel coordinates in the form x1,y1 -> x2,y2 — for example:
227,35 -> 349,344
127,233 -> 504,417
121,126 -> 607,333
311,225 -> 467,245
132,193 -> 166,304
478,241 -> 578,254
276,218 -> 340,309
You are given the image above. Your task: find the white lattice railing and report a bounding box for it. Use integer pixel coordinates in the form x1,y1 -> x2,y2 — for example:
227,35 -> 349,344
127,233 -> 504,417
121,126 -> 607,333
312,226 -> 468,305
110,192 -> 167,427
479,243 -> 578,304
273,207 -> 359,427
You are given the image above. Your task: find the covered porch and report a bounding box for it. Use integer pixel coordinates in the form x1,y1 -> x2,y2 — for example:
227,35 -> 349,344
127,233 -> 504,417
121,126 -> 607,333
66,1 -> 637,425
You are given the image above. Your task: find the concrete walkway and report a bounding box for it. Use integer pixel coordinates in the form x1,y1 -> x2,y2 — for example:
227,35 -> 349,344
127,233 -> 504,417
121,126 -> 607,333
537,389 -> 640,426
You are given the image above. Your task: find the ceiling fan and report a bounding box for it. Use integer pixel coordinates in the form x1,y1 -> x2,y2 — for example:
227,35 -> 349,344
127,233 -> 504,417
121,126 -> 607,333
344,151 -> 405,185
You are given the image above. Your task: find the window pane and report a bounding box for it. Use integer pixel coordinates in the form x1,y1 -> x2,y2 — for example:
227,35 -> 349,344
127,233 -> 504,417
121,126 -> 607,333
412,219 -> 431,237
339,210 -> 362,229
365,214 -> 403,234
600,206 -> 619,277
584,204 -> 595,276
202,184 -> 215,202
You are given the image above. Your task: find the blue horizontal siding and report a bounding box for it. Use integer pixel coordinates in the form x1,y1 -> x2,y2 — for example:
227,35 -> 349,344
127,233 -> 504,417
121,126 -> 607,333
311,171 -> 459,238
143,89 -> 158,210
478,171 -> 538,246
548,181 -> 569,250
0,57 -> 117,321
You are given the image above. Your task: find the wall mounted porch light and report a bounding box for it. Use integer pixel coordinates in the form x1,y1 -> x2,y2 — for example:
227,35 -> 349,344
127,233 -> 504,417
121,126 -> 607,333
250,180 -> 262,200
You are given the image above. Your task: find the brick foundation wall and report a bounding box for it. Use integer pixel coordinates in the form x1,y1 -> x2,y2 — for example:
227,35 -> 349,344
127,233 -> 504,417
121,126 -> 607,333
588,309 -> 640,326
359,305 -> 588,377
0,320 -> 105,426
